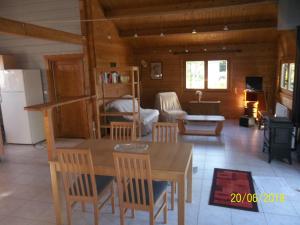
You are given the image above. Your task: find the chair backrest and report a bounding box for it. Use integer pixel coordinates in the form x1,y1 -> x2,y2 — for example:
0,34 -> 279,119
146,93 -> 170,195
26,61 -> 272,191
110,122 -> 136,141
57,148 -> 97,201
152,122 -> 178,143
113,151 -> 154,210
155,92 -> 182,111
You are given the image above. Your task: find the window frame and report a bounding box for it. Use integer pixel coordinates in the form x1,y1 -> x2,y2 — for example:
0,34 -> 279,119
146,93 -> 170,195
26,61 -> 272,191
280,59 -> 295,94
184,58 -> 230,91
185,60 -> 206,90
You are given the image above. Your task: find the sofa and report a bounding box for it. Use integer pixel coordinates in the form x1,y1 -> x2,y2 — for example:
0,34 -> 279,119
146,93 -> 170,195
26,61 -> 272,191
106,96 -> 159,136
155,92 -> 187,122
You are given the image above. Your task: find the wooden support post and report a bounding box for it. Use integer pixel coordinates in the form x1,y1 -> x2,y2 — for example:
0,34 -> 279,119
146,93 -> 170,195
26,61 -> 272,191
43,109 -> 56,160
25,96 -> 95,160
50,162 -> 63,225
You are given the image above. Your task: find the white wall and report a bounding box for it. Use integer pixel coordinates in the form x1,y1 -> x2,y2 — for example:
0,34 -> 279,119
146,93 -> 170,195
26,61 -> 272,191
0,0 -> 83,100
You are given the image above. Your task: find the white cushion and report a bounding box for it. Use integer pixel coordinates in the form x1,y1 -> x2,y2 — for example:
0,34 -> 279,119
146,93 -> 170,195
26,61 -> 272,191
161,110 -> 187,122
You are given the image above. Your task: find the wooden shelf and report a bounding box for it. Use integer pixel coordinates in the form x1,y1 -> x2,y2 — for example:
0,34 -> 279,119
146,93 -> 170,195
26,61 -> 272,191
98,97 -> 140,100
94,66 -> 141,138
100,112 -> 138,116
101,82 -> 138,86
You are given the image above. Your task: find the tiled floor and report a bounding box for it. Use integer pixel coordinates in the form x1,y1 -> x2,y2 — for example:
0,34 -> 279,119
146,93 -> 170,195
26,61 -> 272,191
1,120 -> 300,225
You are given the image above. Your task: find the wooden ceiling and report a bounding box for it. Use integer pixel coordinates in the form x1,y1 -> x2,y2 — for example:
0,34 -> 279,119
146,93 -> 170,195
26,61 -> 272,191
98,0 -> 278,49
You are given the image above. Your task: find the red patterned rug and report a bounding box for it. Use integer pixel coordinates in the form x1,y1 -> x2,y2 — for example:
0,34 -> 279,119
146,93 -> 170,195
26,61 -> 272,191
209,168 -> 258,212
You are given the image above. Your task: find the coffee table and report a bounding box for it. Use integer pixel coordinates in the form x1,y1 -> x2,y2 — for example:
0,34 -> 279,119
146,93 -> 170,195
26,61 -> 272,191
177,115 -> 225,136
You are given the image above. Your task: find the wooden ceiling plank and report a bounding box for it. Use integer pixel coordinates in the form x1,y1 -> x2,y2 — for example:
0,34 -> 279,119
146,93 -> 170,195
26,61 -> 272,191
104,0 -> 277,20
119,20 -> 277,38
0,17 -> 84,45
123,28 -> 278,48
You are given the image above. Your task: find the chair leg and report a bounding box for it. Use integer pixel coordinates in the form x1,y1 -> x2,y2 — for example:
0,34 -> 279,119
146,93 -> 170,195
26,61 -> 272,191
111,184 -> 115,214
94,204 -> 99,225
131,209 -> 135,218
66,203 -> 72,225
164,192 -> 168,224
171,182 -> 176,210
149,209 -> 154,225
120,208 -> 125,225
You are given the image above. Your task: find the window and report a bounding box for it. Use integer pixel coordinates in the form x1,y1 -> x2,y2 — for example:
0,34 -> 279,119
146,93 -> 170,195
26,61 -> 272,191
208,60 -> 228,89
288,63 -> 295,91
185,60 -> 228,90
280,62 -> 295,92
280,63 -> 289,89
185,61 -> 205,89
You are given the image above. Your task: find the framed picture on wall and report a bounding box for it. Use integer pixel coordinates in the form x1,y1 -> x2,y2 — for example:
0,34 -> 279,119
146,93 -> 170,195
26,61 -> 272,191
150,62 -> 163,79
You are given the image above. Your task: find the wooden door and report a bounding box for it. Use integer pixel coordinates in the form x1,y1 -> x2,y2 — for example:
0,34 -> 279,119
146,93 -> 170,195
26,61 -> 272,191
46,54 -> 89,138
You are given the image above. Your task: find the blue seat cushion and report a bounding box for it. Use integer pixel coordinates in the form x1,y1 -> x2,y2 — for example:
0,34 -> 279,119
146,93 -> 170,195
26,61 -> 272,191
123,179 -> 168,205
70,175 -> 113,196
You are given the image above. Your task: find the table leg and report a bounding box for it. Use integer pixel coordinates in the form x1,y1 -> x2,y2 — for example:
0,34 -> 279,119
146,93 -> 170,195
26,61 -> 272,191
178,175 -> 186,225
215,121 -> 224,136
177,119 -> 186,135
50,163 -> 62,225
187,154 -> 192,203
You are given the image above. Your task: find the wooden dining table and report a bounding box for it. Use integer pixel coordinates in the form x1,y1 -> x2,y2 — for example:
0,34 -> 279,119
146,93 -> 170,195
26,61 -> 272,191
49,139 -> 193,225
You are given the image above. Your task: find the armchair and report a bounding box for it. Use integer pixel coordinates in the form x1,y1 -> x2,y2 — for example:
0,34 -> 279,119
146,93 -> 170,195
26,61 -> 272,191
155,92 -> 187,122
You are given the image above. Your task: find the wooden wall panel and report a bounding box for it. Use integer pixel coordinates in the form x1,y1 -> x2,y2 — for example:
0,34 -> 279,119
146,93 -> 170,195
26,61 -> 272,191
135,43 -> 277,119
90,0 -> 134,89
276,30 -> 297,110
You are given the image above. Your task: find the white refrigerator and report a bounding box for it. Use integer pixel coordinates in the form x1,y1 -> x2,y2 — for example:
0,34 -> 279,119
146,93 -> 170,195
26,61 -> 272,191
0,70 -> 45,144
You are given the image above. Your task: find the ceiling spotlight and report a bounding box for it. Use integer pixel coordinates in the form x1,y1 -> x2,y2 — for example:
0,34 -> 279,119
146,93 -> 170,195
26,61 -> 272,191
160,32 -> 165,37
192,29 -> 197,34
107,35 -> 112,40
203,48 -> 207,52
134,33 -> 138,38
168,49 -> 172,53
223,25 -> 229,31
185,49 -> 189,53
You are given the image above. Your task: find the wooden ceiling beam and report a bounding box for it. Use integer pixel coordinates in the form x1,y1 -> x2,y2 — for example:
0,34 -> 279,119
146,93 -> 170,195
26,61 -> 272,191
104,0 -> 277,20
119,20 -> 277,38
0,17 -> 84,45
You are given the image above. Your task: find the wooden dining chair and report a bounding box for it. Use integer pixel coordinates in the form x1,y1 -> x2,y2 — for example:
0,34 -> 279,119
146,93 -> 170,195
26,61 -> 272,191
113,151 -> 168,225
152,122 -> 178,210
57,148 -> 115,225
152,122 -> 178,143
110,122 -> 136,141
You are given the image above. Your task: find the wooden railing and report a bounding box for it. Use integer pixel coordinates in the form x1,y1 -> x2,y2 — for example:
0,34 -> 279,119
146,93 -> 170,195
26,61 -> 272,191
25,95 -> 95,160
